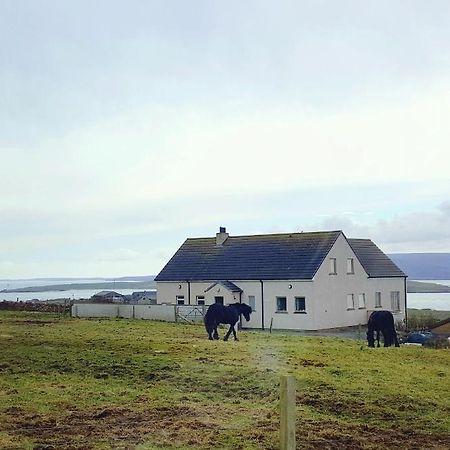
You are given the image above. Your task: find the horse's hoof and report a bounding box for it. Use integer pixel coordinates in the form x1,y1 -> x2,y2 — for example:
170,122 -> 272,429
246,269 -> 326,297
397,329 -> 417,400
208,337 -> 213,340
234,338 -> 239,341
223,338 -> 228,342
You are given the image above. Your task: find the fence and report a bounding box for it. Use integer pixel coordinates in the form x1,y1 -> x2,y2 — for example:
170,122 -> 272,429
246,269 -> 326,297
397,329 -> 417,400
71,303 -> 206,323
0,301 -> 71,314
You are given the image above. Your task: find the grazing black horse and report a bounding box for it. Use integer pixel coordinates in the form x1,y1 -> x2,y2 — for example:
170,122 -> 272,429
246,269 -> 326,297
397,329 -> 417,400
367,310 -> 400,348
204,302 -> 252,341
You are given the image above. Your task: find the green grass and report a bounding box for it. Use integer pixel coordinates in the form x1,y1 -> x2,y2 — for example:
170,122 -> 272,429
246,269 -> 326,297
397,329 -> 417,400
1,311 -> 449,449
407,308 -> 450,330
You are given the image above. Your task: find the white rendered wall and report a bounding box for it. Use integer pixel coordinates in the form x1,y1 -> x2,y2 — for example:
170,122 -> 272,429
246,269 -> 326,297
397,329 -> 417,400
311,234 -> 405,329
72,303 -> 177,321
155,233 -> 405,331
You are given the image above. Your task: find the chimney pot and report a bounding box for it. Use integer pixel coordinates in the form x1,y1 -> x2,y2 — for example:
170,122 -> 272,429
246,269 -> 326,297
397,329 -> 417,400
216,226 -> 229,246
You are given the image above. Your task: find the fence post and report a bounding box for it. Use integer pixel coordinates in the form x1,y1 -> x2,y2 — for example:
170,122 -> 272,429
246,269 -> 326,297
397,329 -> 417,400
280,375 -> 296,450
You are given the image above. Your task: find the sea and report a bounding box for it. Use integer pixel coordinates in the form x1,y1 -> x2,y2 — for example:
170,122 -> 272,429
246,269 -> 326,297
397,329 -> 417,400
1,278 -> 449,310
0,278 -> 143,303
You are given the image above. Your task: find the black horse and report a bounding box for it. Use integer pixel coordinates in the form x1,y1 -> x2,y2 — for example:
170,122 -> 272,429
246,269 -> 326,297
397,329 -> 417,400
204,302 -> 252,341
367,310 -> 400,348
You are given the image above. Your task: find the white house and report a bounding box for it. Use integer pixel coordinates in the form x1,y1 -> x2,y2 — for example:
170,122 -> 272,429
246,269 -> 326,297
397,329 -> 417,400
154,228 -> 407,330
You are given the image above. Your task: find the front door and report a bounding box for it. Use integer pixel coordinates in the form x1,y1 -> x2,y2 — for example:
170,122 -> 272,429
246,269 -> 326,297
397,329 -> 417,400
214,296 -> 224,305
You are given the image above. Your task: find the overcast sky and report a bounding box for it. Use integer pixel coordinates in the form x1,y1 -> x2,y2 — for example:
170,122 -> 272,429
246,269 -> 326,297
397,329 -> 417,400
1,1 -> 450,278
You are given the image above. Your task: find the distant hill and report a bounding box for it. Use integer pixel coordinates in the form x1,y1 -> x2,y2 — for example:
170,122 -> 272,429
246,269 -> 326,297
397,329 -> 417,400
407,280 -> 450,293
388,253 -> 450,280
0,278 -> 156,293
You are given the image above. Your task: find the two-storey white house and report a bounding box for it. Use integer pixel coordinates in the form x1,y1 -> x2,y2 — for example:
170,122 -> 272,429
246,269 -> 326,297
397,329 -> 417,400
154,228 -> 407,330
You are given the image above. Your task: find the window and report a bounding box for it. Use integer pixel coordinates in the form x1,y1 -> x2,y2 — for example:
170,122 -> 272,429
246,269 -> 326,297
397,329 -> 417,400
391,291 -> 400,311
347,258 -> 355,274
329,258 -> 337,274
294,297 -> 306,313
276,296 -> 287,312
248,295 -> 256,311
358,293 -> 366,309
375,292 -> 382,308
347,294 -> 354,310
214,296 -> 224,305
196,295 -> 205,305
176,295 -> 185,305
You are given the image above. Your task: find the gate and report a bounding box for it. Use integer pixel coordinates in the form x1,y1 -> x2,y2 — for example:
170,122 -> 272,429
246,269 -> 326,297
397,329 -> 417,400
175,305 -> 207,323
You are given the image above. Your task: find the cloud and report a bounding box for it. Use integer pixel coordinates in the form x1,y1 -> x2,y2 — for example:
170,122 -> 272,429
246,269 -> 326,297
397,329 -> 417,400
314,202 -> 450,252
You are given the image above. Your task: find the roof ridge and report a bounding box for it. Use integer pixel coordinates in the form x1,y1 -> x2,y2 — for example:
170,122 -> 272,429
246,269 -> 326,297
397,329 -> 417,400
187,230 -> 342,241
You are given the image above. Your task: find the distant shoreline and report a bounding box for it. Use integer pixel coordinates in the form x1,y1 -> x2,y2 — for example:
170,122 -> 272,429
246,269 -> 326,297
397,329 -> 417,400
0,281 -> 156,293
1,279 -> 449,294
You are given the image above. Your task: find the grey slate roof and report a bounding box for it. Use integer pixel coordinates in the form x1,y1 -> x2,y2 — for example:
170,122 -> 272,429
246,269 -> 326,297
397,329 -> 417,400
155,231 -> 341,281
348,239 -> 406,278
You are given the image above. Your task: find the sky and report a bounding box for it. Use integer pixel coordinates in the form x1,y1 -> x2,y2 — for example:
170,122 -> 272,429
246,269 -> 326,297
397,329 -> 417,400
1,0 -> 450,278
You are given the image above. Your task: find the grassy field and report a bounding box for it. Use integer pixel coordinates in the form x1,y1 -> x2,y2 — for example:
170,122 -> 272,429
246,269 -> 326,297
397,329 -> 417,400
0,311 -> 449,449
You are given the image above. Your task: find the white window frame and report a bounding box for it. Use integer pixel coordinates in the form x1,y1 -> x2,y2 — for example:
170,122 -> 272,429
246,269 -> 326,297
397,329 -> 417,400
347,258 -> 355,274
276,296 -> 287,312
294,296 -> 306,313
329,258 -> 337,275
176,295 -> 185,305
347,294 -> 355,310
358,293 -> 366,309
375,292 -> 382,308
196,295 -> 205,305
390,291 -> 400,311
248,295 -> 256,311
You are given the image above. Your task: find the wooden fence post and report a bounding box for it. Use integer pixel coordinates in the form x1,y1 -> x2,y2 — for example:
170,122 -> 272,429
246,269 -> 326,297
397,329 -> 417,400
280,375 -> 296,450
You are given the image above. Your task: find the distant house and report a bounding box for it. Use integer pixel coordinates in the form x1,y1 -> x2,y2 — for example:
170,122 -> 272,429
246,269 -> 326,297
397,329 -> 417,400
90,291 -> 126,303
155,228 -> 407,331
131,290 -> 157,304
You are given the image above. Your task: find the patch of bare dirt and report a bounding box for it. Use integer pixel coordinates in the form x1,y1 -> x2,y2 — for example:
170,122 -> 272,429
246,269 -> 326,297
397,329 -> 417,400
4,404 -> 222,449
13,320 -> 55,326
3,404 -> 449,449
300,419 -> 450,450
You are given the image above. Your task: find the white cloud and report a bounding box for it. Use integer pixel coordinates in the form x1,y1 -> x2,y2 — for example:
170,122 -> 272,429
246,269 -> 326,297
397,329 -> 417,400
315,202 -> 450,252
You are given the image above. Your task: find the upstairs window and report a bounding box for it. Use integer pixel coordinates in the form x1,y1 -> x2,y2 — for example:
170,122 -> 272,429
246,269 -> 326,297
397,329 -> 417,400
391,291 -> 400,311
248,295 -> 256,311
295,297 -> 306,313
196,295 -> 205,305
347,294 -> 355,310
329,258 -> 337,275
276,296 -> 287,312
347,258 -> 355,274
375,292 -> 382,308
176,295 -> 185,305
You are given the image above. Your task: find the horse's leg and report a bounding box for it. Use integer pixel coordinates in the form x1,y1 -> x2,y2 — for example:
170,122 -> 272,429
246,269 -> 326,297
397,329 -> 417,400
393,330 -> 400,347
205,320 -> 214,340
383,329 -> 390,347
376,330 -> 381,347
213,321 -> 219,340
223,325 -> 233,341
232,324 -> 239,341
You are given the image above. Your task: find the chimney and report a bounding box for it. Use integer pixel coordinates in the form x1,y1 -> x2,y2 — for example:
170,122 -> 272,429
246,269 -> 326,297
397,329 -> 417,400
216,226 -> 229,246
